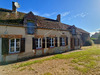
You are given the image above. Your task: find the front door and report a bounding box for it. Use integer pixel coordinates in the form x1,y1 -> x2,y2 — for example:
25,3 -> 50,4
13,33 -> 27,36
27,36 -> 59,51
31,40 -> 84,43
70,38 -> 75,50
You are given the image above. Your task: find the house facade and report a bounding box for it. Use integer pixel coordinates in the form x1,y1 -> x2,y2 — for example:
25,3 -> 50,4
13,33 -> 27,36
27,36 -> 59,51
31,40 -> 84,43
0,3 -> 90,62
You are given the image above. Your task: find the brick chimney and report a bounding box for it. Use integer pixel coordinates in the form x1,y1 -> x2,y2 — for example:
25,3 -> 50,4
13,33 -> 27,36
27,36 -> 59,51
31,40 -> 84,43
12,2 -> 17,13
56,14 -> 61,22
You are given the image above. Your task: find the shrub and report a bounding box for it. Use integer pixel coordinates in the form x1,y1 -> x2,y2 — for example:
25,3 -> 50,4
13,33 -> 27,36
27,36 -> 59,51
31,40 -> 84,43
84,40 -> 94,46
90,38 -> 97,41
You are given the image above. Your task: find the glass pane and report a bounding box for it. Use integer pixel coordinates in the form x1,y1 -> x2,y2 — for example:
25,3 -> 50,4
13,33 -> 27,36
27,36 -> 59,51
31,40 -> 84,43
62,43 -> 65,46
10,39 -> 15,53
27,22 -> 35,34
16,48 -> 20,51
11,39 -> 14,42
16,39 -> 20,48
11,42 -> 14,46
10,47 -> 14,52
52,43 -> 54,46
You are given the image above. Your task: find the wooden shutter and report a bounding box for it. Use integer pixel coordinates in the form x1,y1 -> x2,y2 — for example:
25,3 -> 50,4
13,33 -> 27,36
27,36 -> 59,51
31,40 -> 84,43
2,38 -> 9,55
32,38 -> 37,49
74,38 -> 78,46
47,37 -> 50,48
74,38 -> 76,46
78,39 -> 80,46
42,38 -> 45,48
60,37 -> 62,46
66,37 -> 68,45
20,38 -> 25,52
55,37 -> 58,47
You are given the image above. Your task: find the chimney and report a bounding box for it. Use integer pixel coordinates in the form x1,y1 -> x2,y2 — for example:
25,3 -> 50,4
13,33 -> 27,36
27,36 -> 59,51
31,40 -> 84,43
56,14 -> 61,22
12,2 -> 17,13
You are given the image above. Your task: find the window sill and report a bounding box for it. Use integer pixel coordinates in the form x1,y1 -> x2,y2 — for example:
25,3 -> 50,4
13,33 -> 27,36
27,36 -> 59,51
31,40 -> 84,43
60,45 -> 66,47
9,52 -> 20,55
49,46 -> 55,48
36,48 -> 43,50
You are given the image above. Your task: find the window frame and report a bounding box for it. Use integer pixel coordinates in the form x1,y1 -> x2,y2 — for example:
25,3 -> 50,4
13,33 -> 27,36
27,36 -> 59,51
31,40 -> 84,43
62,37 -> 65,46
36,38 -> 42,49
72,28 -> 76,35
50,38 -> 54,47
27,22 -> 35,35
9,38 -> 21,54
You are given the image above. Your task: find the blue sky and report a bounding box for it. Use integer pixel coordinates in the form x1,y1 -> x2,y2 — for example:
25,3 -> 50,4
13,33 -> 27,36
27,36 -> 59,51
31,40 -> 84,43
0,0 -> 100,35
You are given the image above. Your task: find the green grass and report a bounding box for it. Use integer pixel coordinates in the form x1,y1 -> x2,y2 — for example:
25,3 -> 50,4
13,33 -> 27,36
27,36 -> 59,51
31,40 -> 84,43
43,72 -> 52,75
13,45 -> 100,73
19,67 -> 26,71
28,67 -> 35,71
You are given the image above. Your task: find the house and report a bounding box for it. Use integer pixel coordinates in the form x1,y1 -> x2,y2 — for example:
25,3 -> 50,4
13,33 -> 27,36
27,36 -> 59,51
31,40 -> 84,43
0,2 -> 90,62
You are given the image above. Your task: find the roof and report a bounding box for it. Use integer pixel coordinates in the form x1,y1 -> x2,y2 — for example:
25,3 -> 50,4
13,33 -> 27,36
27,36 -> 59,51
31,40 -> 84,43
0,8 -> 89,34
36,15 -> 71,30
0,8 -> 25,25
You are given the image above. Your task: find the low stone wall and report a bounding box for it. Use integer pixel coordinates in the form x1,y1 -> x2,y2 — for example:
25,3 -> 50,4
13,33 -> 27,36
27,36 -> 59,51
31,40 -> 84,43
1,44 -> 80,62
2,46 -> 69,62
74,46 -> 81,50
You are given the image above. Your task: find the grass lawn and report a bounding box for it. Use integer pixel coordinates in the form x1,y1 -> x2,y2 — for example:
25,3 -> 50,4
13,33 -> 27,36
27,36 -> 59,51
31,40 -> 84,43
0,45 -> 100,75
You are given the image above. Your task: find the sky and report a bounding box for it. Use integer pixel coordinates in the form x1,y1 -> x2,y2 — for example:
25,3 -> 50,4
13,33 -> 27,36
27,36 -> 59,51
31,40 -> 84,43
0,0 -> 100,35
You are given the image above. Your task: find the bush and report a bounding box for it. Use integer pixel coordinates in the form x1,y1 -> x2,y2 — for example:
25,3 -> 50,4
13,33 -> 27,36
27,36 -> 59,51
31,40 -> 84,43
84,40 -> 94,46
90,38 -> 97,41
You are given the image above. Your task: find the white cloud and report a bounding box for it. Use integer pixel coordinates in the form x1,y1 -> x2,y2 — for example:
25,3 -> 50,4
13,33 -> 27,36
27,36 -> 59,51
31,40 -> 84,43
96,28 -> 100,31
62,18 -> 66,21
32,11 -> 40,15
90,32 -> 96,36
74,12 -> 88,18
61,11 -> 70,17
42,13 -> 51,17
68,12 -> 88,20
41,12 -> 56,17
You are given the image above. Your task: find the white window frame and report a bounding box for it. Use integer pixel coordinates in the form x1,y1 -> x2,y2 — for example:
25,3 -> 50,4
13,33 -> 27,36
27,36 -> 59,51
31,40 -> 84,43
62,37 -> 65,46
9,39 -> 21,54
50,38 -> 54,47
36,38 -> 42,49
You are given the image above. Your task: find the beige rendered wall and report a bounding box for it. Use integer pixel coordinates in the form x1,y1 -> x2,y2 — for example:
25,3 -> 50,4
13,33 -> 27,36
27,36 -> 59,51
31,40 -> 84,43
36,28 -> 71,49
0,25 -> 26,62
32,29 -> 71,56
0,25 -> 25,36
18,28 -> 72,60
0,26 -> 80,62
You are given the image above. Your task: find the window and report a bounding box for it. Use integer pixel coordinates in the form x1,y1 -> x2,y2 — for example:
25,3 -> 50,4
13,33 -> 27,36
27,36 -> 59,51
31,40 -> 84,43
36,38 -> 42,49
50,38 -> 54,47
27,22 -> 35,34
9,39 -> 20,53
72,29 -> 76,35
62,37 -> 65,46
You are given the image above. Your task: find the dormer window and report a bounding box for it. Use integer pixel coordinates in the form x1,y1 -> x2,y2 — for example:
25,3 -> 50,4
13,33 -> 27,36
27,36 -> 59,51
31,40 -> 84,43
72,28 -> 76,35
27,22 -> 35,34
